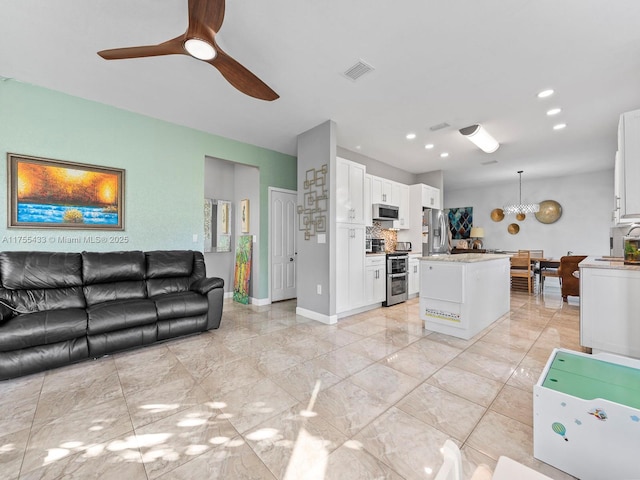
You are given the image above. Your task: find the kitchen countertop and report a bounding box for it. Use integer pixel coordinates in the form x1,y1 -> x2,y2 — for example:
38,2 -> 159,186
579,255 -> 640,271
420,253 -> 510,263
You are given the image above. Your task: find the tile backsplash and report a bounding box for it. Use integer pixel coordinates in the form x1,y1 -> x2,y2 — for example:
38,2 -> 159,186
367,222 -> 398,252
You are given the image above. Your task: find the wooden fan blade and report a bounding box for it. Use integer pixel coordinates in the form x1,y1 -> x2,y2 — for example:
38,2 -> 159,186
209,46 -> 279,101
188,0 -> 225,41
98,36 -> 185,60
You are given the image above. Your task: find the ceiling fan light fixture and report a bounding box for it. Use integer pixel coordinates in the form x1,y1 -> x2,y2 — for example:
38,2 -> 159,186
459,124 -> 500,153
184,38 -> 216,60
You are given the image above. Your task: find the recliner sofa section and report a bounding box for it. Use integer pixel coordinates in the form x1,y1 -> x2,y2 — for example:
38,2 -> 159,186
0,249 -> 224,380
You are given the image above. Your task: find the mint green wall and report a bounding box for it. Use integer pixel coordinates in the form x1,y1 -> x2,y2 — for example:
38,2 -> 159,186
0,80 -> 296,298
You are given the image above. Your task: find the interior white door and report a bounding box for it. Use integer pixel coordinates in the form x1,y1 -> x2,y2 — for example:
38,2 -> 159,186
271,189 -> 297,302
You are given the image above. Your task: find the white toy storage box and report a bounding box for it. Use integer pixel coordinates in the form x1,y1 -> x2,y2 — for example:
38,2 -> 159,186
533,348 -> 640,480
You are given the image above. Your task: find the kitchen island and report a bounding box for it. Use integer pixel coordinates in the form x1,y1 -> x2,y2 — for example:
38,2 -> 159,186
580,256 -> 640,358
420,253 -> 510,339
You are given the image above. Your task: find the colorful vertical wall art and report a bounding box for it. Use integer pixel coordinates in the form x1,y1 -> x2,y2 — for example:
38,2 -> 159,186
233,235 -> 253,304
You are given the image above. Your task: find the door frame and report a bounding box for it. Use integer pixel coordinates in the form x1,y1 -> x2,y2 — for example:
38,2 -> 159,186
268,186 -> 298,304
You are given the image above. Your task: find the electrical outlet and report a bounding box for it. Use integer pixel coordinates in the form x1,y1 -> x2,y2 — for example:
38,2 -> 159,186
317,284 -> 322,295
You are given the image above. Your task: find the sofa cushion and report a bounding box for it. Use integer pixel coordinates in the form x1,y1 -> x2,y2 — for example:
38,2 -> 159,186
0,309 -> 88,352
0,252 -> 82,289
82,251 -> 146,284
1,286 -> 86,312
83,281 -> 147,307
152,291 -> 209,320
87,299 -> 158,335
146,250 -> 195,279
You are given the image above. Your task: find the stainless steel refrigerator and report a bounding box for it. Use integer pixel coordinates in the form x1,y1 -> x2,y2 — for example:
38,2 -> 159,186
423,208 -> 449,256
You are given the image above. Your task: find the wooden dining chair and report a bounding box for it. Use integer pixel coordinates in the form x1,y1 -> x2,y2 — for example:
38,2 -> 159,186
511,251 -> 534,293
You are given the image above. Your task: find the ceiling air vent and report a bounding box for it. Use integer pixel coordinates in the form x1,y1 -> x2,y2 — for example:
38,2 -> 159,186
429,122 -> 451,131
481,160 -> 498,165
343,60 -> 374,81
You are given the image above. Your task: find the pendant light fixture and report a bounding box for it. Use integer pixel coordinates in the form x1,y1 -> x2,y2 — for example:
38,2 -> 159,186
503,170 -> 539,217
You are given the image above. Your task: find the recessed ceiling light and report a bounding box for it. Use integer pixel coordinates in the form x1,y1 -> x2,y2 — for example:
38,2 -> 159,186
553,123 -> 567,130
546,108 -> 562,116
425,143 -> 434,149
406,133 -> 416,140
440,152 -> 449,158
537,89 -> 554,98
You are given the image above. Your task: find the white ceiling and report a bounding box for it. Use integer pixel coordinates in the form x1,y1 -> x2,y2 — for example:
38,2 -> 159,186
2,0 -> 640,190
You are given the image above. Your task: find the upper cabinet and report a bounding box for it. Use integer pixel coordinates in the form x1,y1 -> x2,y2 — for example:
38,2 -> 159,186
368,174 -> 409,229
370,176 -> 394,205
422,184 -> 441,210
616,109 -> 640,223
336,157 -> 365,224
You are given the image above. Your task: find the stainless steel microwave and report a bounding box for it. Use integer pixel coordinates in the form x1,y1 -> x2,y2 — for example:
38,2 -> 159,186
372,203 -> 399,221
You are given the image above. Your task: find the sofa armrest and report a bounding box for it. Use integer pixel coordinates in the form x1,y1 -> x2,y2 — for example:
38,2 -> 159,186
190,277 -> 224,295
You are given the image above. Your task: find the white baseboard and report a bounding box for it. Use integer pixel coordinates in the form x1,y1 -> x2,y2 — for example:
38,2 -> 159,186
296,307 -> 337,325
337,303 -> 381,319
250,297 -> 271,306
224,291 -> 234,299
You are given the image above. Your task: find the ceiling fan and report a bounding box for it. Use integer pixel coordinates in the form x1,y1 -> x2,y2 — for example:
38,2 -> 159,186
97,0 -> 279,101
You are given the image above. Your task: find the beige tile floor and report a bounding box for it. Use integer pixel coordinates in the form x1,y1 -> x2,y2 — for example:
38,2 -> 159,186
0,289 -> 582,480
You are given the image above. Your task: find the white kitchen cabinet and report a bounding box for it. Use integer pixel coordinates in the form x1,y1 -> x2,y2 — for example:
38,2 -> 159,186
336,157 -> 365,224
364,174 -> 373,226
615,109 -> 640,222
580,257 -> 640,358
336,223 -> 366,313
370,175 -> 394,205
365,256 -> 386,305
422,184 -> 441,210
408,255 -> 420,296
394,183 -> 410,230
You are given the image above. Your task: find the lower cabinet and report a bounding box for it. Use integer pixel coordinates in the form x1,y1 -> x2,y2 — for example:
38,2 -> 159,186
365,256 -> 386,305
336,223 -> 366,314
580,263 -> 640,358
408,255 -> 420,296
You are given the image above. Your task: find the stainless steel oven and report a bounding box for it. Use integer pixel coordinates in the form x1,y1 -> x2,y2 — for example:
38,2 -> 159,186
383,253 -> 408,306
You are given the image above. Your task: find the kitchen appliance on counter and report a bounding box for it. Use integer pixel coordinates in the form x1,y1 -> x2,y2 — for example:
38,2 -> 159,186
395,242 -> 412,252
383,252 -> 408,306
371,238 -> 386,253
372,203 -> 399,221
423,208 -> 449,256
365,234 -> 372,253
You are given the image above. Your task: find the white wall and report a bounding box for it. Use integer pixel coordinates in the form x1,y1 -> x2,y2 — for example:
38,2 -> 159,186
444,169 -> 613,258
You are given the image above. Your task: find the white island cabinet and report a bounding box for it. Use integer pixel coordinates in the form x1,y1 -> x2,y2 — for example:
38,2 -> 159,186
580,256 -> 640,358
420,254 -> 510,339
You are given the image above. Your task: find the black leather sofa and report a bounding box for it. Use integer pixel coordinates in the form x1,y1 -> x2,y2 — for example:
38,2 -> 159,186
0,250 -> 224,380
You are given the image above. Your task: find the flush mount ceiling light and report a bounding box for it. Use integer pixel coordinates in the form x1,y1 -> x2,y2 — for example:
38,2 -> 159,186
183,38 -> 216,60
440,152 -> 449,158
459,124 -> 500,153
553,123 -> 567,130
406,132 -> 417,140
537,89 -> 554,98
503,170 -> 539,216
425,143 -> 434,149
547,108 -> 562,116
